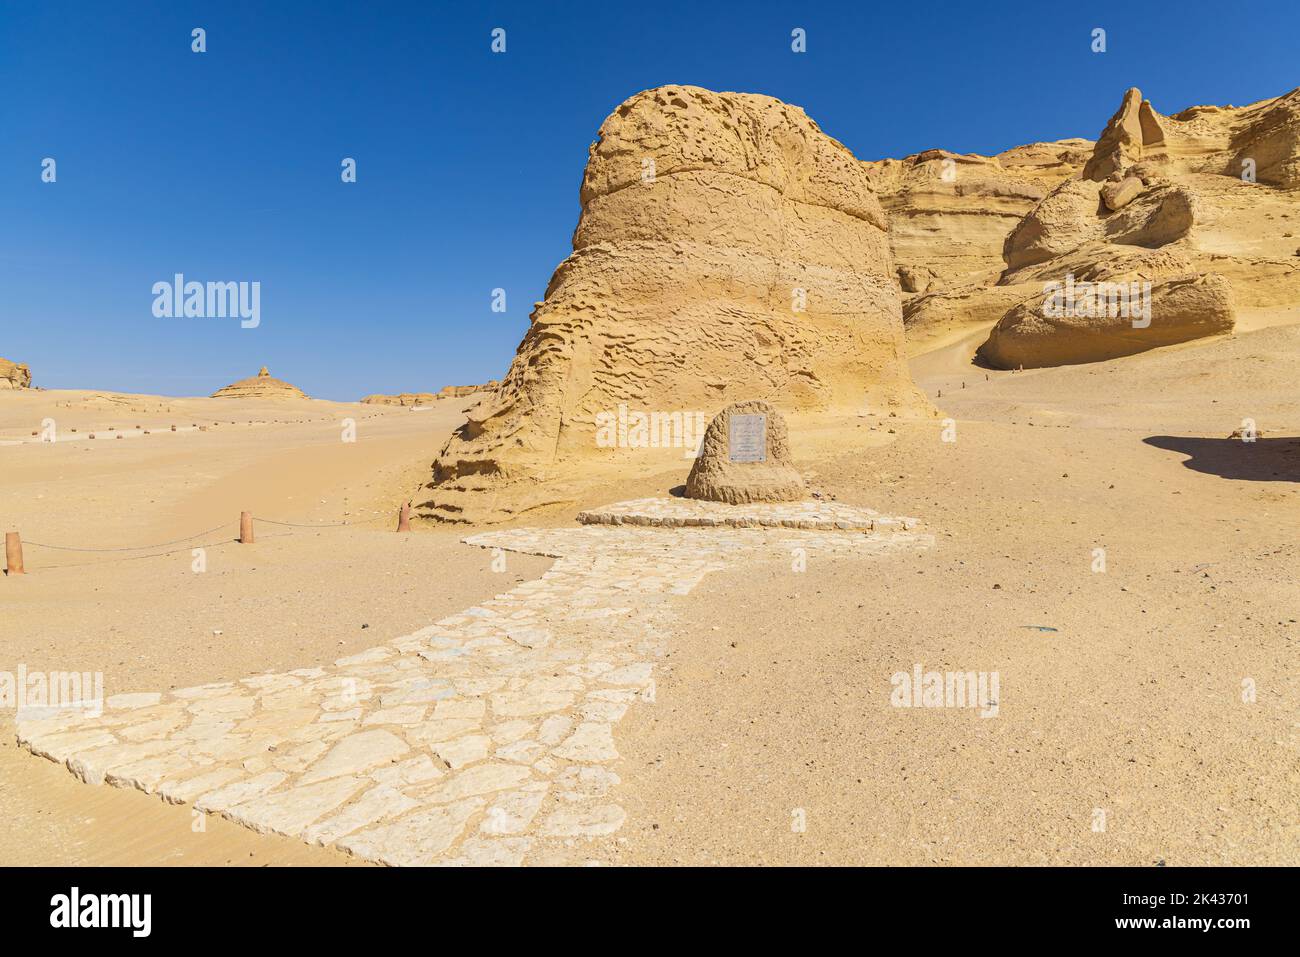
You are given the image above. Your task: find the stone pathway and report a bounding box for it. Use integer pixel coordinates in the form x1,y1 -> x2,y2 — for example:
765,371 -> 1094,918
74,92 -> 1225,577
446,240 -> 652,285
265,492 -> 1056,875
15,503 -> 932,866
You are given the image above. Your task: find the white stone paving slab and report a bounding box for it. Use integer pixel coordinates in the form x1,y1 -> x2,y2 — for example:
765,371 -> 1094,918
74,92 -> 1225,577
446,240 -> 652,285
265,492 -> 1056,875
15,508 -> 931,865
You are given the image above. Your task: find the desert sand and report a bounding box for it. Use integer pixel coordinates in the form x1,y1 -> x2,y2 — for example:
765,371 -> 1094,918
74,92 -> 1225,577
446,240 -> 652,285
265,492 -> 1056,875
2,81 -> 1297,867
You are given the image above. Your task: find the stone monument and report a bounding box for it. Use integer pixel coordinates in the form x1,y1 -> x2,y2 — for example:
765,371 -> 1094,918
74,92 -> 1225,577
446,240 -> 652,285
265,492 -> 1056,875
684,400 -> 806,504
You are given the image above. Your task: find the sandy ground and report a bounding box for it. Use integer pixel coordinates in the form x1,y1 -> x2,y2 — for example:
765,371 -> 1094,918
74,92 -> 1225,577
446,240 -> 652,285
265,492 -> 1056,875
598,322 -> 1299,865
0,392 -> 550,865
2,321 -> 1297,866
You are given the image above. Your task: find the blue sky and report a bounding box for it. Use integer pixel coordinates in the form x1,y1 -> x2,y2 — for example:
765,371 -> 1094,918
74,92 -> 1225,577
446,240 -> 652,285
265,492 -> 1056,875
2,0 -> 1296,399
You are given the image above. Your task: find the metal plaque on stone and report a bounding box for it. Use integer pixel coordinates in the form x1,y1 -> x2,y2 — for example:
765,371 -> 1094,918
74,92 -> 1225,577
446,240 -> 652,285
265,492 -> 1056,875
728,413 -> 767,463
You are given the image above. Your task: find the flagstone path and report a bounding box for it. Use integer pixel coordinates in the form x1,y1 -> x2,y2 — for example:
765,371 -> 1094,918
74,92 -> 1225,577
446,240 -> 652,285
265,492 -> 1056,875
15,500 -> 931,866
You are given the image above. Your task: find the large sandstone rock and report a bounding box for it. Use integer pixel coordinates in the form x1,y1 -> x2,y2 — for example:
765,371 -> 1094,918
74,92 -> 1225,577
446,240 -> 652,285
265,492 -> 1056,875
1001,179 -> 1106,272
978,273 -> 1235,369
1101,175 -> 1145,211
1104,183 -> 1197,247
684,401 -> 805,504
211,366 -> 308,400
1083,88 -> 1168,181
422,85 -> 925,524
1,357 -> 31,390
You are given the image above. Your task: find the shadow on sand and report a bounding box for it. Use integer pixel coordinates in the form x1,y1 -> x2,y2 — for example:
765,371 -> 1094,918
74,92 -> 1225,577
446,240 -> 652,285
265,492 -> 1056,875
1143,435 -> 1300,482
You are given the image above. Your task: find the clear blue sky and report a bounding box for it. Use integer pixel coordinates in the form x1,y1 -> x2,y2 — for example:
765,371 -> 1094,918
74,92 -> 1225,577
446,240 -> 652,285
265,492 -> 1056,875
2,0 -> 1296,399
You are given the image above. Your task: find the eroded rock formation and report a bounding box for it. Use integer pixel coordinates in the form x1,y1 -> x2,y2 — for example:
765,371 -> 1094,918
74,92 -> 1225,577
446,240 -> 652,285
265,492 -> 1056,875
422,85 -> 925,524
979,273 -> 1236,369
211,366 -> 309,400
1,357 -> 32,390
896,85 -> 1300,360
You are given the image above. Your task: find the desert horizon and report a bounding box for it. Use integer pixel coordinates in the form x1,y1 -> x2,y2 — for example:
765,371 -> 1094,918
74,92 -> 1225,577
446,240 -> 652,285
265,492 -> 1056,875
1,0 -> 1294,938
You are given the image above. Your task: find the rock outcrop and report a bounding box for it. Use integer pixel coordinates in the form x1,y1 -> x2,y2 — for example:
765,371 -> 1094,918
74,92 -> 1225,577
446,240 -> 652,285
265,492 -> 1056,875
896,85 -> 1300,358
211,366 -> 309,400
978,273 -> 1235,369
684,401 -> 806,504
360,393 -> 437,406
437,381 -> 499,399
421,85 -> 925,524
361,381 -> 499,405
1084,85 -> 1300,189
1,357 -> 32,390
864,141 -> 1092,290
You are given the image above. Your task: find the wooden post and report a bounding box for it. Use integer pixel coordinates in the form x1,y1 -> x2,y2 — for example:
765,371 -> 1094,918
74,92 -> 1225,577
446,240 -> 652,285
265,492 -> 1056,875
239,511 -> 254,544
397,502 -> 411,532
5,532 -> 24,575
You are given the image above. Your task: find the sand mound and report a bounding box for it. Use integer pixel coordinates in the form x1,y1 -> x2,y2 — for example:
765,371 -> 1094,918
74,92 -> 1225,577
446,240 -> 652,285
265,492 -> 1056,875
978,273 -> 1236,369
684,401 -> 806,504
211,366 -> 309,400
422,85 -> 925,524
1,356 -> 32,389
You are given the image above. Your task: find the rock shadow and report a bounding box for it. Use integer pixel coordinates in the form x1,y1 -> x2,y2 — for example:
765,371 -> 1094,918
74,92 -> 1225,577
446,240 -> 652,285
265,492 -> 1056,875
1143,435 -> 1300,482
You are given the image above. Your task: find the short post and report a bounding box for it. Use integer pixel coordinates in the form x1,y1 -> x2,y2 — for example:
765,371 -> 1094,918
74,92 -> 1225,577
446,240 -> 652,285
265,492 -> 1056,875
5,531 -> 25,575
239,511 -> 254,544
397,502 -> 411,532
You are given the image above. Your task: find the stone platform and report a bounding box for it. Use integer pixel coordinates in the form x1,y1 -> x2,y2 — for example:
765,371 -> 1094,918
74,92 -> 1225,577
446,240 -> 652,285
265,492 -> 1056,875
577,497 -> 919,532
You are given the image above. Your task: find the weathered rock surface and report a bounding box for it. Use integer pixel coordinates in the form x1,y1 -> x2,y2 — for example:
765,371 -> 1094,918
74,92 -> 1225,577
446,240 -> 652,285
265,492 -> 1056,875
899,85 -> 1300,356
422,85 -> 924,524
1101,175 -> 1145,211
978,273 -> 1235,369
684,401 -> 805,505
1083,88 -> 1168,181
864,141 -> 1092,289
212,366 -> 308,400
1,356 -> 32,389
1085,85 -> 1300,189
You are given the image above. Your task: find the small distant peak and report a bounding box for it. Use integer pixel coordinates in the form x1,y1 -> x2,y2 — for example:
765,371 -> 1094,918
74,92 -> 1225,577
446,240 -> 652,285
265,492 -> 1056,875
258,366 -> 270,377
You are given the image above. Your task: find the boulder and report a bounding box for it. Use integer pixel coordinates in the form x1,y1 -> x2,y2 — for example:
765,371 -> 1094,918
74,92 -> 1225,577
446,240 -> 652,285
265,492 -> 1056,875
1103,184 -> 1197,247
1001,179 -> 1105,272
1101,175 -> 1145,211
978,273 -> 1235,369
684,401 -> 805,504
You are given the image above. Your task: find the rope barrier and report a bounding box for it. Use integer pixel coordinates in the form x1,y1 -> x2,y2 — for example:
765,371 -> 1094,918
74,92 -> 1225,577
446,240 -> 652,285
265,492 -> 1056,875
7,507 -> 406,572
29,531 -> 296,571
23,521 -> 236,552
